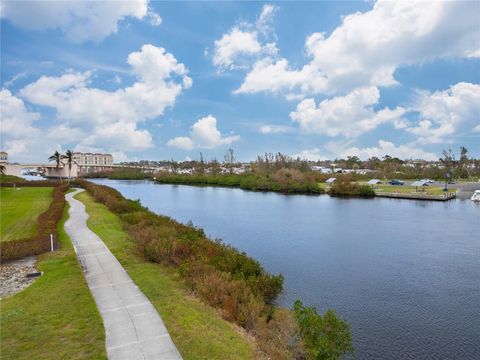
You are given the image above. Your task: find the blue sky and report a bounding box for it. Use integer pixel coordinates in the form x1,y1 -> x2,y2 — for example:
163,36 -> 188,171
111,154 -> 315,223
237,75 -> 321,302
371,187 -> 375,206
1,1 -> 479,163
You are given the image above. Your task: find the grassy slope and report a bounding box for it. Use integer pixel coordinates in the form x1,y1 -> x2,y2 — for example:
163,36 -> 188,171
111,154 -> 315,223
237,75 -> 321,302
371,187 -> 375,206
0,187 -> 53,242
0,202 -> 106,360
76,191 -> 257,360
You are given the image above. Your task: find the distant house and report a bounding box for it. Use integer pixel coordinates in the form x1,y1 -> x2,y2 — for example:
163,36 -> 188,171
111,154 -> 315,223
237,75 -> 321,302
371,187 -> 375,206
355,169 -> 374,175
326,177 -> 336,184
367,179 -> 382,185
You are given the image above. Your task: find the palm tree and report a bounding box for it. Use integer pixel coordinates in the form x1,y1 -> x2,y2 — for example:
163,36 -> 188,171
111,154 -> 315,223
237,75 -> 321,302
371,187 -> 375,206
63,150 -> 76,181
0,164 -> 6,175
48,151 -> 63,181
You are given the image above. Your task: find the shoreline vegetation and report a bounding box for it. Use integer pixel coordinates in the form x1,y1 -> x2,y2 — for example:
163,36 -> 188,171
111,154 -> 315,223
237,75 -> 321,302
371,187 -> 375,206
86,171 -> 379,198
83,147 -> 478,200
76,190 -> 257,359
76,179 -> 354,359
155,172 -> 326,194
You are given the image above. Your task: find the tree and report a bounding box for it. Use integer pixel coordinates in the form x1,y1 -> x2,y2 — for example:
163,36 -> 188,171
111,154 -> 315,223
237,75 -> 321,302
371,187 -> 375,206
63,149 -> 76,180
345,156 -> 361,169
197,152 -> 205,175
440,149 -> 456,175
224,148 -> 236,174
48,150 -> 63,181
293,300 -> 353,360
0,164 -> 5,175
460,146 -> 468,164
457,146 -> 470,178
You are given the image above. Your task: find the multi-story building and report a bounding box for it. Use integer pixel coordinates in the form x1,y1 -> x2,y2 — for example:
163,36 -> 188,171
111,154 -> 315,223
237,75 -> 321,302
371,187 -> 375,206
73,152 -> 113,166
73,152 -> 114,175
0,151 -> 8,163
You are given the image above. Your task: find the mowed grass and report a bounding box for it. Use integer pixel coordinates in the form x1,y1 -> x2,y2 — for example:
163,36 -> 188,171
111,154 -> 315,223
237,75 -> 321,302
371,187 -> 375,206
0,187 -> 53,242
374,184 -> 457,195
0,201 -> 107,360
76,191 -> 257,360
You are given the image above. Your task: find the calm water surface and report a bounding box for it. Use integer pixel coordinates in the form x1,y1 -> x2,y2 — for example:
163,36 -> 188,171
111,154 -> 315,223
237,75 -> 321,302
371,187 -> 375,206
92,179 -> 480,359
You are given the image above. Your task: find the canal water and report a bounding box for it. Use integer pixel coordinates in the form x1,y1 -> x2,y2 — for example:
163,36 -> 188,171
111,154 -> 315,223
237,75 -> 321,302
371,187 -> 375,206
91,179 -> 480,359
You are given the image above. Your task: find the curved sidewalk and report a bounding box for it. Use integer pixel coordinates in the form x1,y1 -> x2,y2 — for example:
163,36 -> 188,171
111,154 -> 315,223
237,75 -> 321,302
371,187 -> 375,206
65,188 -> 182,360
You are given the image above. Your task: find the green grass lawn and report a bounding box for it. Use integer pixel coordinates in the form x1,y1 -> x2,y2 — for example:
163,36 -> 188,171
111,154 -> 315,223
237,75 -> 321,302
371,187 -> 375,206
76,191 -> 258,360
0,187 -> 53,242
374,184 -> 456,195
0,202 -> 107,360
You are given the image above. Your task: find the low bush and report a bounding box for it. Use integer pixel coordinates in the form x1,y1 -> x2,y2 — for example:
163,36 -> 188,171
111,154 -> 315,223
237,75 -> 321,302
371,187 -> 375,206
329,178 -> 375,198
0,183 -> 69,261
254,308 -> 303,360
293,300 -> 353,360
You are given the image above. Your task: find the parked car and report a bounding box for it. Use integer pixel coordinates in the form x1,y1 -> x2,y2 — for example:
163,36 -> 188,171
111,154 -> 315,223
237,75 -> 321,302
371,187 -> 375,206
421,179 -> 435,183
389,179 -> 404,185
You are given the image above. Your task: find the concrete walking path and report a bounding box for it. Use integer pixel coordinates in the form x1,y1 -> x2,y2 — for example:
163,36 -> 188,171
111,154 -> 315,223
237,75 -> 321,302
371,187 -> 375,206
65,188 -> 182,360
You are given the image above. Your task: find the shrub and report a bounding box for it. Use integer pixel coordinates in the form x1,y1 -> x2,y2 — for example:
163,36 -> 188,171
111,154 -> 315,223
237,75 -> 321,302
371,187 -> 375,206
255,308 -> 303,360
293,300 -> 353,360
357,184 -> 375,197
329,178 -> 375,198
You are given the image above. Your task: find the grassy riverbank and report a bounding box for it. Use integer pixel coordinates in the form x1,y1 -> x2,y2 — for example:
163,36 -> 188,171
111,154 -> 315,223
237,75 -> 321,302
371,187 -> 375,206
0,202 -> 106,360
77,180 -> 353,359
76,191 -> 258,359
0,187 -> 53,242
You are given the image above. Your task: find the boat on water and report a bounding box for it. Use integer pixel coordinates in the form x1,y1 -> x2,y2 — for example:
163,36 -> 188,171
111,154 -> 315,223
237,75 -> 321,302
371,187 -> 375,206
471,190 -> 480,201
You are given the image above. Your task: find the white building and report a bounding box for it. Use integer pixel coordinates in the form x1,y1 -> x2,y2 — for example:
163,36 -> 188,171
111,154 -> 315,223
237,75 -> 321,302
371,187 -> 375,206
73,152 -> 113,166
0,151 -> 8,163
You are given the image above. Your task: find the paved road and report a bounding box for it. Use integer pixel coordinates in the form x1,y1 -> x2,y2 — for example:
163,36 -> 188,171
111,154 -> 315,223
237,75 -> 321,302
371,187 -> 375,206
65,189 -> 182,360
454,182 -> 480,200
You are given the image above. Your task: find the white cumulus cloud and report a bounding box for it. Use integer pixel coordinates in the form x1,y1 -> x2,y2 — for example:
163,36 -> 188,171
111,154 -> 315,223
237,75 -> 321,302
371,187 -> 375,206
236,0 -> 479,97
0,88 -> 41,138
13,44 -> 190,155
341,140 -> 438,161
289,87 -> 406,138
1,0 -> 161,43
212,4 -> 278,70
168,115 -> 239,150
259,124 -> 293,134
213,27 -> 263,70
406,82 -> 480,144
292,148 -> 326,161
